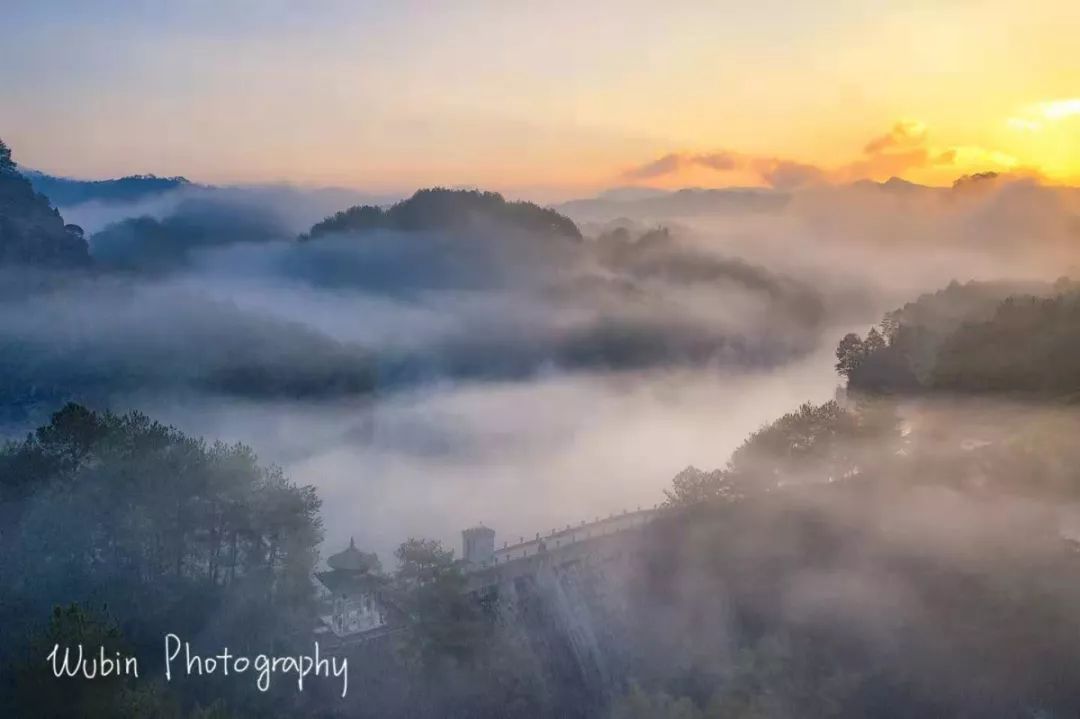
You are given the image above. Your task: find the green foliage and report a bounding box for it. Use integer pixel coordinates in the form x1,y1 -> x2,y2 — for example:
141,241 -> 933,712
394,537 -> 456,585
728,400 -> 895,484
665,400 -> 900,505
931,292 -> 1080,393
391,538 -> 490,671
837,278 -> 1080,395
663,465 -> 734,506
0,404 -> 323,714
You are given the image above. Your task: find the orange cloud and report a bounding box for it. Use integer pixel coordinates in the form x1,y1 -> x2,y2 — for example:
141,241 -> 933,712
623,153 -> 688,180
622,151 -> 828,189
748,158 -> 827,190
621,120 -> 1009,188
692,152 -> 741,172
863,120 -> 927,154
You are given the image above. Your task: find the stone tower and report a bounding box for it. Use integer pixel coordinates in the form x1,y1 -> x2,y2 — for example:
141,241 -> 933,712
462,525 -> 495,566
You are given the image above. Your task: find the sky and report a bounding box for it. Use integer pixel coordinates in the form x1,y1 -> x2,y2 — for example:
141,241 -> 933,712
1,0 -> 1078,200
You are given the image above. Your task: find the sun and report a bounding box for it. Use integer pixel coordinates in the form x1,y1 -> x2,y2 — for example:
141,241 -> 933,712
1001,98 -> 1080,182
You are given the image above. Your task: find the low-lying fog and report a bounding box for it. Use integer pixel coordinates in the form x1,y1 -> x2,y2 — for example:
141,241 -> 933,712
135,351 -> 840,559
9,175 -> 1077,562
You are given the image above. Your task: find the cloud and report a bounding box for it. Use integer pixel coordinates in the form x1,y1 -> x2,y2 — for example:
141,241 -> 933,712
749,158 -> 828,190
692,152 -> 740,172
1038,98 -> 1080,120
623,153 -> 688,180
1008,98 -> 1080,131
622,151 -> 829,190
621,119 -> 1012,187
862,120 -> 927,155
1002,96 -> 1080,137
838,148 -> 930,183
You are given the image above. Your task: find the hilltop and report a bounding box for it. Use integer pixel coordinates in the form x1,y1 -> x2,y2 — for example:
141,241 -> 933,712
301,188 -> 582,241
23,170 -> 191,206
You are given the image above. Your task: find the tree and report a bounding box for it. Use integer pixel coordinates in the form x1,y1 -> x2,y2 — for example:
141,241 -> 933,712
665,400 -> 901,505
727,400 -> 900,488
394,537 -> 456,586
835,333 -> 865,380
663,466 -> 735,507
0,138 -> 13,172
392,538 -> 488,670
0,403 -> 323,709
863,327 -> 886,354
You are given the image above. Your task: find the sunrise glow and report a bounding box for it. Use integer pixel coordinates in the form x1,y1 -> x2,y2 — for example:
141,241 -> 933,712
2,1 -> 1077,196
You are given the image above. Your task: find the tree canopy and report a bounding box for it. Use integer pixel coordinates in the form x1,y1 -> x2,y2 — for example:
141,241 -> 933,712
837,278 -> 1080,395
0,404 -> 322,715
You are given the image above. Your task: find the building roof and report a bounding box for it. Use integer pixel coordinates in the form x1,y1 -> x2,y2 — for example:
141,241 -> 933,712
326,537 -> 380,573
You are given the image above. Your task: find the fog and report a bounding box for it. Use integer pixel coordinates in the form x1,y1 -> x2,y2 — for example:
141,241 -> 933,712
57,183 -> 387,236
135,351 -> 838,560
5,174 -> 1078,566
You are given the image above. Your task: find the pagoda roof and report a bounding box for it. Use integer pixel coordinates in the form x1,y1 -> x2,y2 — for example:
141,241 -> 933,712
326,537 -> 380,573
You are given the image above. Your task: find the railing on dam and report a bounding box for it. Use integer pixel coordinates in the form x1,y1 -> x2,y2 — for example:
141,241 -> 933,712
471,505 -> 661,570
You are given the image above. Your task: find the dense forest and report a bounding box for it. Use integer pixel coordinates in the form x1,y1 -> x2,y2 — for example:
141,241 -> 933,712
0,404 -> 322,717
836,277 -> 1080,395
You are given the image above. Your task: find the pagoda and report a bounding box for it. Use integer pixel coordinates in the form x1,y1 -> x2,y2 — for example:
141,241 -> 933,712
315,538 -> 390,641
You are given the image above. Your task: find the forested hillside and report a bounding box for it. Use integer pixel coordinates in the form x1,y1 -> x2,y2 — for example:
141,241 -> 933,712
836,278 -> 1080,395
0,140 -> 90,267
301,188 -> 582,241
0,404 -> 322,717
24,170 -> 191,206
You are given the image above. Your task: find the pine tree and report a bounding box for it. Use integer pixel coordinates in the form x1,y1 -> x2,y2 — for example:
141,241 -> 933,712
0,138 -> 14,172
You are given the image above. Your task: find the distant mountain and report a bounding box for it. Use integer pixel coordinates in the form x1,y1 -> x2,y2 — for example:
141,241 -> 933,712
23,170 -> 192,206
301,187 -> 582,241
91,197 -> 292,273
879,176 -> 932,193
558,187 -> 789,222
563,175 -> 1058,223
0,140 -> 90,267
951,171 -> 1002,194
593,186 -> 671,202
